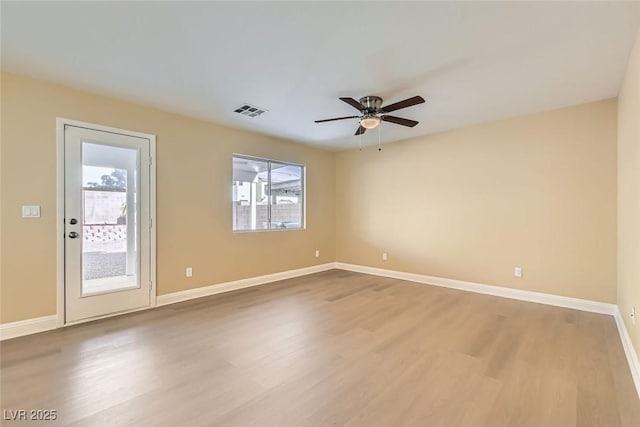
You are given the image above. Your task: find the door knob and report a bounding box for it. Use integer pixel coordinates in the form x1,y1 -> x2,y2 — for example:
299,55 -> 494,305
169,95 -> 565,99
68,231 -> 79,239
69,218 -> 78,225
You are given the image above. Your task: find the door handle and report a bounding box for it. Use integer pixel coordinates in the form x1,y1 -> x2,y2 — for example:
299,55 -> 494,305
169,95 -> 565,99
68,231 -> 79,239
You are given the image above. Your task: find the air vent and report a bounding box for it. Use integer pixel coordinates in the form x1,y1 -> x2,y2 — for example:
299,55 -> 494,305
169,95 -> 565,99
234,104 -> 267,118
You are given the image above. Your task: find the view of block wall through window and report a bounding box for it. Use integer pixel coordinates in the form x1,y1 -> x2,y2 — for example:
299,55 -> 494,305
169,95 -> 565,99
232,155 -> 304,231
81,143 -> 139,295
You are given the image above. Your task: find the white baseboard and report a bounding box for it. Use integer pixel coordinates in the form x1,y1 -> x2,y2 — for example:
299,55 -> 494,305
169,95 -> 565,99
0,315 -> 57,341
613,307 -> 640,399
335,262 -> 617,315
157,263 -> 335,306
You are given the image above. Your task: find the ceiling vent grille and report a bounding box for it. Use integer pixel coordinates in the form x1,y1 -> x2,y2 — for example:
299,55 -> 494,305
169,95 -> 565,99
234,104 -> 267,117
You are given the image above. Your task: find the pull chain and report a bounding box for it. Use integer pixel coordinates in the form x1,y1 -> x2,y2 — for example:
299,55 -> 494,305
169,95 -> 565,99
378,120 -> 382,151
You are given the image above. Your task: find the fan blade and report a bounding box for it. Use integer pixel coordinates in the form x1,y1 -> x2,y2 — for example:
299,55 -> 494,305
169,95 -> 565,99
381,115 -> 419,127
340,97 -> 365,111
355,125 -> 367,135
379,95 -> 425,113
314,115 -> 360,123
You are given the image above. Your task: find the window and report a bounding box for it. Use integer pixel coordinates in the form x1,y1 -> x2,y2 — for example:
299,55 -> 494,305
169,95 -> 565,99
232,155 -> 304,231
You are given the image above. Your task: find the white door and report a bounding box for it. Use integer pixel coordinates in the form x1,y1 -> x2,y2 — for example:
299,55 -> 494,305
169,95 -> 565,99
64,125 -> 152,323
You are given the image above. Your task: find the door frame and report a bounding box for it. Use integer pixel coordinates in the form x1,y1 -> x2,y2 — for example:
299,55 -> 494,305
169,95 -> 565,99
56,118 -> 157,327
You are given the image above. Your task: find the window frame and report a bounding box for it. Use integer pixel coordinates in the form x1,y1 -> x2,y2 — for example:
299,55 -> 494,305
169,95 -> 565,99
232,153 -> 306,233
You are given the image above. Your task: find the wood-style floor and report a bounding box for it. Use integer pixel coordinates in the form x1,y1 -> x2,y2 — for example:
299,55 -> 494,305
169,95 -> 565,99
1,270 -> 639,426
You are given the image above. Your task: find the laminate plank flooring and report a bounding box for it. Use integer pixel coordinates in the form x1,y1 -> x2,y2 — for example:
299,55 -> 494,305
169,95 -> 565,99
1,269 -> 638,426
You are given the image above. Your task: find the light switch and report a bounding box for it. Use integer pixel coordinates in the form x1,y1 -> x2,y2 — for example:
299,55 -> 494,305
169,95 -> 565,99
22,205 -> 41,218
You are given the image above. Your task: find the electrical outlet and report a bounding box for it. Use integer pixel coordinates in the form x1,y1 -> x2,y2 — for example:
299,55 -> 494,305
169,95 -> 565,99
382,252 -> 388,261
315,250 -> 320,258
632,306 -> 636,325
186,267 -> 193,278
514,267 -> 522,278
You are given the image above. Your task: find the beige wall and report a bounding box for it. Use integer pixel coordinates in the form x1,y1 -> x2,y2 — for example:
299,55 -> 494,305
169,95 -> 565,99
618,29 -> 640,357
336,100 -> 618,303
0,70 -> 622,325
0,72 -> 336,323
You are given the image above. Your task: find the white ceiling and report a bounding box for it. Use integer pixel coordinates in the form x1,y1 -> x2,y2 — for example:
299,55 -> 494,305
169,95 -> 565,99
2,1 -> 639,150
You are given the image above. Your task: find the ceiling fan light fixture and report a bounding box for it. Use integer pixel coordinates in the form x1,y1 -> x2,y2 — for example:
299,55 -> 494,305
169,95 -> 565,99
360,116 -> 380,129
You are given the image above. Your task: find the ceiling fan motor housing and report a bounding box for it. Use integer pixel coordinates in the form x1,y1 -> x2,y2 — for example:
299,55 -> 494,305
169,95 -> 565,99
359,96 -> 383,113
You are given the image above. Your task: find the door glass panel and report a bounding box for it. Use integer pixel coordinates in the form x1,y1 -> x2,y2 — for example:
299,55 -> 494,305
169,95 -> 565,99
81,142 -> 138,295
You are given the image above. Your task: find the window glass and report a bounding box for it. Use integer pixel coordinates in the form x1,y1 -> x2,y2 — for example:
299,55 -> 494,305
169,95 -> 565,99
232,156 -> 304,231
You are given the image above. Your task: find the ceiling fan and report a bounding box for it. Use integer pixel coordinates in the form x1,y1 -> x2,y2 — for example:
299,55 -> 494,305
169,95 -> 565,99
314,95 -> 426,135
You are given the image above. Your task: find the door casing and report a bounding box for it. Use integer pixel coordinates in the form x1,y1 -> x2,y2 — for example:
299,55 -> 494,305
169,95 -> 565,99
56,118 -> 157,327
